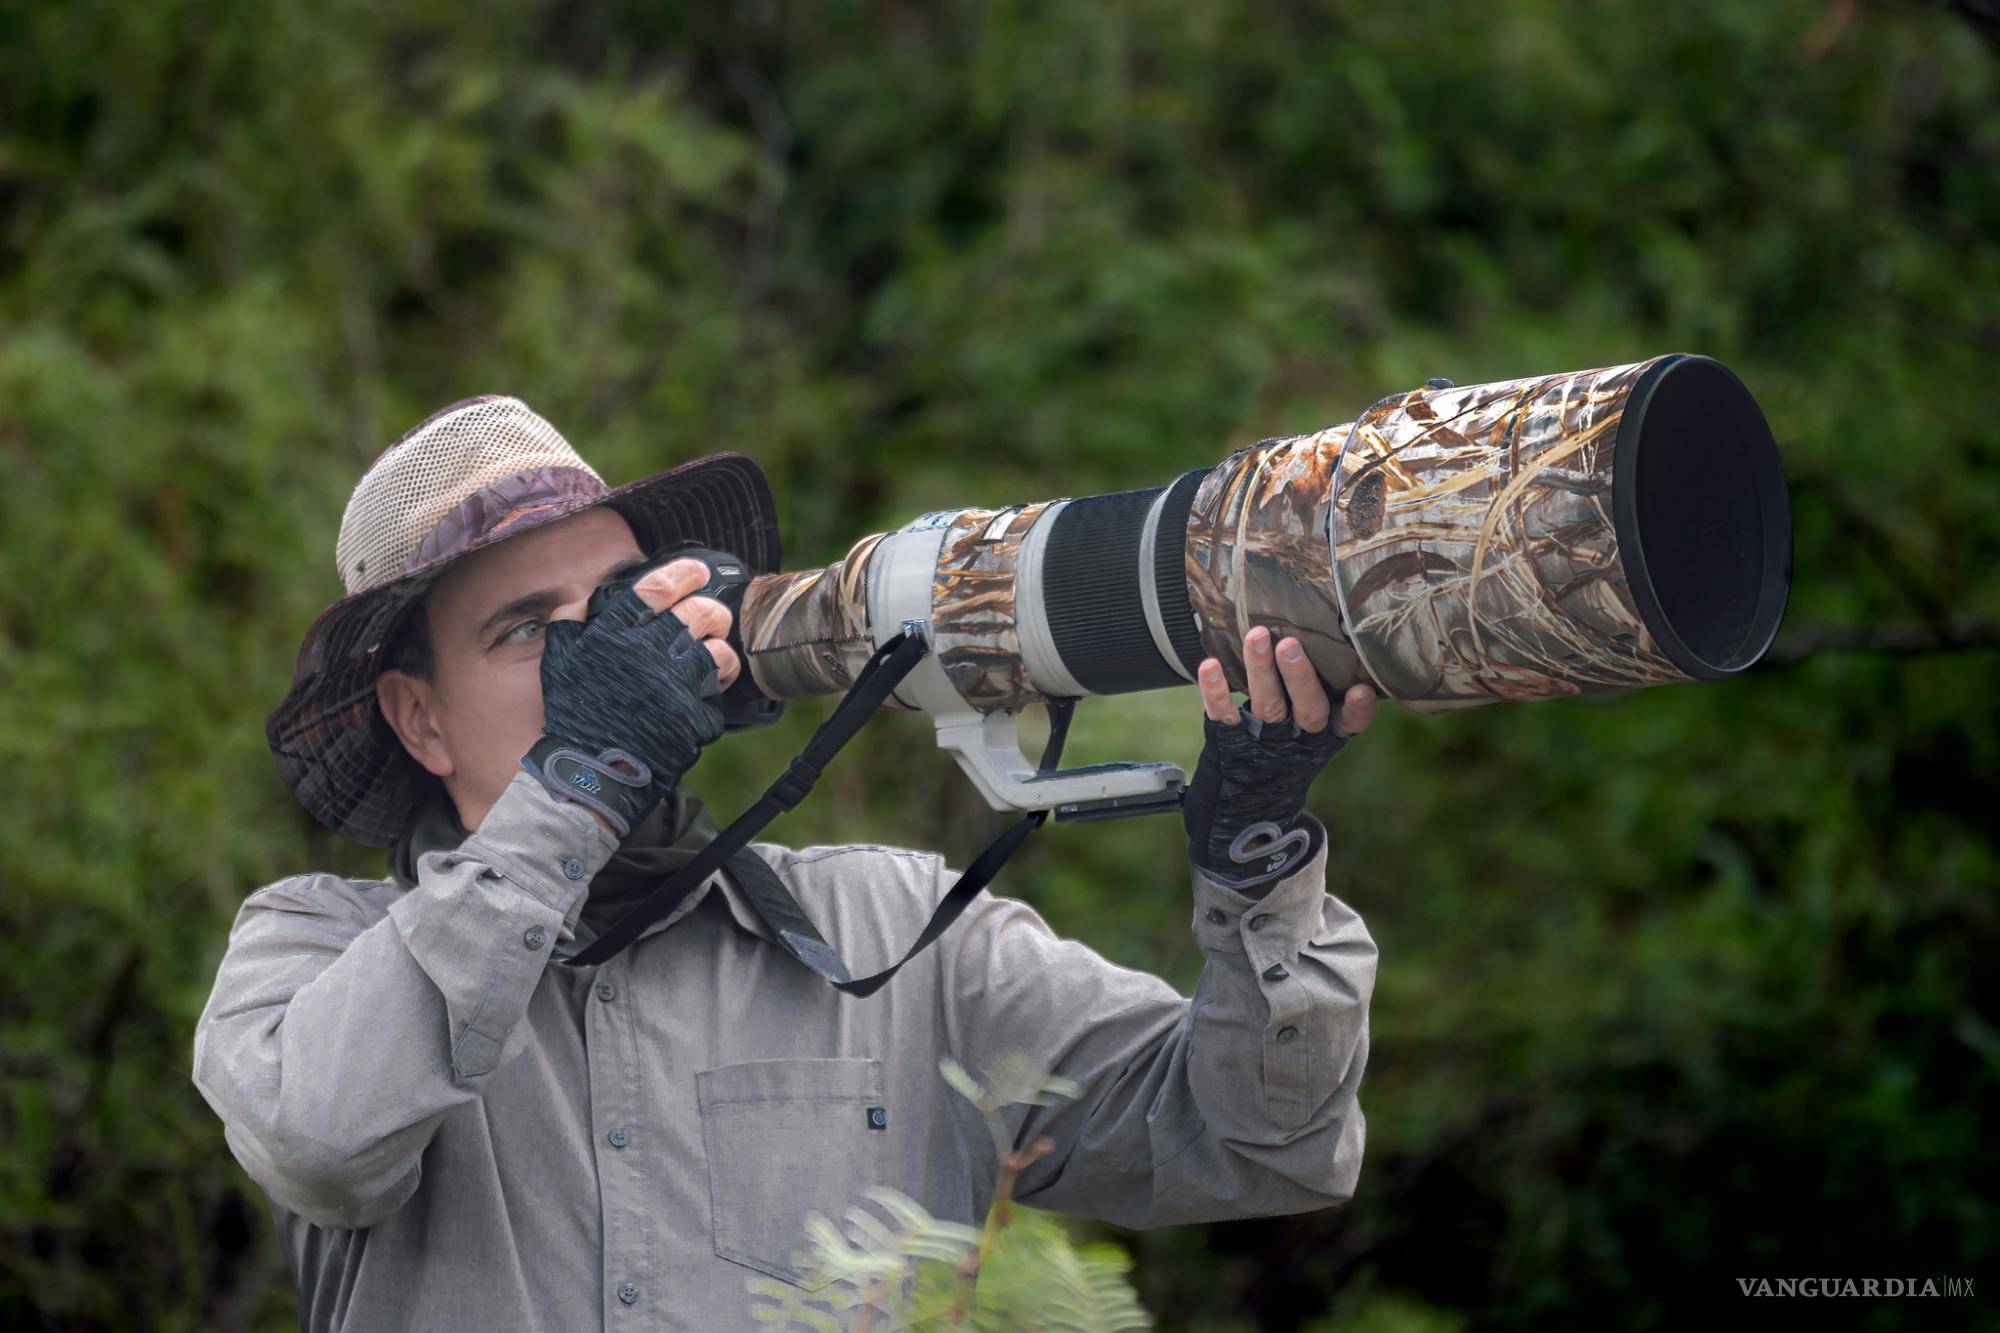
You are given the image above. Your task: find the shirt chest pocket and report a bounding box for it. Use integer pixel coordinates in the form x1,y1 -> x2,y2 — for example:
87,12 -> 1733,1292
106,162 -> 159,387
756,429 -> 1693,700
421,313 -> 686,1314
696,1057 -> 887,1290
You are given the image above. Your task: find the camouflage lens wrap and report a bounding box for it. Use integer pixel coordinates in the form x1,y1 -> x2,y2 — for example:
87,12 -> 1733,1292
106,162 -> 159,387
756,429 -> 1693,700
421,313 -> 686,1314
1184,439 -> 1372,697
1328,358 -> 1687,712
736,355 -> 1786,718
931,501 -> 1059,712
739,502 -> 1065,714
738,531 -> 887,701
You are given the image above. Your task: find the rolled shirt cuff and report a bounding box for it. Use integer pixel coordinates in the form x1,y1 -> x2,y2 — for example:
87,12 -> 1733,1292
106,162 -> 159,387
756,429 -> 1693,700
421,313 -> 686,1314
1187,812 -> 1329,958
456,770 -> 622,938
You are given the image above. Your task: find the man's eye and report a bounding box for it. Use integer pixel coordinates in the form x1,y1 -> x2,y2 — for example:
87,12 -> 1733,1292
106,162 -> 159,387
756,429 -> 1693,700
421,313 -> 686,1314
501,619 -> 544,645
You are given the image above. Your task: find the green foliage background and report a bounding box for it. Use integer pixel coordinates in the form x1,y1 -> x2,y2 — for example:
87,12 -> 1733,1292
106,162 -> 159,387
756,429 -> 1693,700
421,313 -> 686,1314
2,2 -> 1996,1328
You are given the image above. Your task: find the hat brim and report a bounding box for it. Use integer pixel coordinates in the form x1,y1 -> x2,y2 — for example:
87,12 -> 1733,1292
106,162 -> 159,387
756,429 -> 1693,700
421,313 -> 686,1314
266,451 -> 780,848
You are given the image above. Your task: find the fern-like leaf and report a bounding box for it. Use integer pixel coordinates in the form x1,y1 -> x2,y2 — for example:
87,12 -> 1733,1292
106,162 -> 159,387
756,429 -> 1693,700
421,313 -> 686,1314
980,1050 -> 1084,1108
744,1054 -> 1152,1330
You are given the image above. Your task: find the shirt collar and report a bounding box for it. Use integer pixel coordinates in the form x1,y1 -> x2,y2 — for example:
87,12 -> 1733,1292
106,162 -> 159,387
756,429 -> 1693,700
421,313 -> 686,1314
552,865 -> 779,951
707,865 -> 781,945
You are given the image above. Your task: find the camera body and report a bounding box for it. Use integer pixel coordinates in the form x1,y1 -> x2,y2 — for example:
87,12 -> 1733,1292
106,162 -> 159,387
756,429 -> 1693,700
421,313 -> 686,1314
584,543 -> 785,733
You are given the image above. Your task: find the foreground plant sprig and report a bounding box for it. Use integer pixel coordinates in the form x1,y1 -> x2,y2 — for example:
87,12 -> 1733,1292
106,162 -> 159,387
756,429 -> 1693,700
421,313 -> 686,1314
746,1053 -> 1148,1332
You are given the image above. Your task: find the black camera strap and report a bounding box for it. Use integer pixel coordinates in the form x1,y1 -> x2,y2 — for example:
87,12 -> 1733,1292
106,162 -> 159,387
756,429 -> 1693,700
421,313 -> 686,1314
553,629 -> 1074,997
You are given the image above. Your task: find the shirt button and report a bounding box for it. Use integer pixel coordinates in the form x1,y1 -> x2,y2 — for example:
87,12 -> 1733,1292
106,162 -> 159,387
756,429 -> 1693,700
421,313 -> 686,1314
868,1107 -> 888,1129
596,982 -> 617,1002
617,1282 -> 640,1305
1276,1025 -> 1300,1043
1247,914 -> 1273,932
1262,963 -> 1290,982
608,1125 -> 630,1149
562,857 -> 586,881
523,926 -> 547,950
1204,908 -> 1227,925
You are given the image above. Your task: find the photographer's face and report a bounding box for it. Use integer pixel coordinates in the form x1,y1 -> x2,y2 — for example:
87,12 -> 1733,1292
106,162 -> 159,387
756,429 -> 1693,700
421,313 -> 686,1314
376,506 -> 646,831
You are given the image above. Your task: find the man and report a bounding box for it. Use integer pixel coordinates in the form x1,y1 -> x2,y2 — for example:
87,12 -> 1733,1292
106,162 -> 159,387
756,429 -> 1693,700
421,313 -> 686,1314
192,395 -> 1380,1330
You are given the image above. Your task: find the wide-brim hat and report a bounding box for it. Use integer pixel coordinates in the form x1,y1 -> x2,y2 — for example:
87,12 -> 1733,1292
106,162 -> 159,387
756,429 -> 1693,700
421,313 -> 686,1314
267,395 -> 780,848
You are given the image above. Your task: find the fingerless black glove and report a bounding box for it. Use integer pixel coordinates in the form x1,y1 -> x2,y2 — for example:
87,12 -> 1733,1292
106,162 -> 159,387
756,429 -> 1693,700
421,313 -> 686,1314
1182,705 -> 1350,891
523,585 -> 726,836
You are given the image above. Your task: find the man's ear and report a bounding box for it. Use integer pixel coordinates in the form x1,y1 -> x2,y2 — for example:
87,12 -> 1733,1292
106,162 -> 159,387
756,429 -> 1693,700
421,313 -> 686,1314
376,670 -> 456,780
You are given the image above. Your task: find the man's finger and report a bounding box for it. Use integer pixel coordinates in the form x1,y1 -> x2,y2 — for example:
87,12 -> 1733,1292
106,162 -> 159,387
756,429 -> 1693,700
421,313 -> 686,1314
705,638 -> 741,690
1335,683 -> 1378,736
1243,626 -> 1287,724
1276,637 -> 1331,732
662,593 -> 732,643
1197,658 -> 1236,722
634,558 -> 710,613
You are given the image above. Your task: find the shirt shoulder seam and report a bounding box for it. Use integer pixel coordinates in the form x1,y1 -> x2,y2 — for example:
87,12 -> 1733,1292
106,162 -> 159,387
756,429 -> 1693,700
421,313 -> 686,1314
241,872 -> 398,926
750,842 -> 944,871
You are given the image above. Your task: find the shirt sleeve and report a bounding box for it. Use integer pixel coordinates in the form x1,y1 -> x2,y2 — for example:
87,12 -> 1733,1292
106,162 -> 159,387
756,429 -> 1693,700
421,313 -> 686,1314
936,813 -> 1375,1228
189,771 -> 616,1229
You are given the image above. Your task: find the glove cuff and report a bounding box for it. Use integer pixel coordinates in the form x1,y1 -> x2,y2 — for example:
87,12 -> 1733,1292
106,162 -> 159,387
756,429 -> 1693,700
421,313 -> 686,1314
1190,811 -> 1325,894
523,735 -> 658,838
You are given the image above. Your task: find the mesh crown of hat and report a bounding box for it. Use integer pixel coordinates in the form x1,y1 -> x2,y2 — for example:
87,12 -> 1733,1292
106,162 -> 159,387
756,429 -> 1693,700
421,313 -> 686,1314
335,397 -> 604,595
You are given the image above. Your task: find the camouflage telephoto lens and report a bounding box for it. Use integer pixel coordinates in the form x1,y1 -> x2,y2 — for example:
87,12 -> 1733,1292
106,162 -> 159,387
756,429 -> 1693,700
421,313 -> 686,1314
733,353 -> 1792,720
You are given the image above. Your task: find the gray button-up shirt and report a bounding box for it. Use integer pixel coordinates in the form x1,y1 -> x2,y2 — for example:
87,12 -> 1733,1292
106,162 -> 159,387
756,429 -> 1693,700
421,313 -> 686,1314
192,771 -> 1376,1330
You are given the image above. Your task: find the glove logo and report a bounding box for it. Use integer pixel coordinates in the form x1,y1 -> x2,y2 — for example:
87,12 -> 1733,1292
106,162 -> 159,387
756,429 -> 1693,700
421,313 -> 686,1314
567,766 -> 603,796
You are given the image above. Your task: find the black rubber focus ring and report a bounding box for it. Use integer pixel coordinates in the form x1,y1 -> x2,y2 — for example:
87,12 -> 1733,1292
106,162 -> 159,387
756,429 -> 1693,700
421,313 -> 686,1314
1042,487 -> 1186,695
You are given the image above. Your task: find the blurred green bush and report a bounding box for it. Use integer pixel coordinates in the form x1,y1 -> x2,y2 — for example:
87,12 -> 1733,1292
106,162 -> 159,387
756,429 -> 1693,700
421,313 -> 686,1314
1,2 -> 1994,1329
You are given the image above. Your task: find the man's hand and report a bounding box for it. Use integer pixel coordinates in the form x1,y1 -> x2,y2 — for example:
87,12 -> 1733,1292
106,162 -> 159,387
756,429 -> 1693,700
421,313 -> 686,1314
1196,625 -> 1376,736
1184,626 -> 1377,889
524,558 -> 735,837
629,558 -> 740,689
